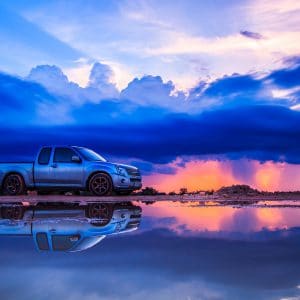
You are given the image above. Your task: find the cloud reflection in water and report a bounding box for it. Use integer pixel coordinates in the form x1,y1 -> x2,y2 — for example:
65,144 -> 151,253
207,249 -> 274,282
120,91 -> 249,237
1,199 -> 300,299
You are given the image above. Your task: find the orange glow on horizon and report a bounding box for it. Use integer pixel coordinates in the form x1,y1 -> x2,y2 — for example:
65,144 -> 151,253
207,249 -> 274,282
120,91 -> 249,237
143,202 -> 236,231
254,161 -> 282,191
144,160 -> 240,193
256,209 -> 283,229
143,159 -> 300,193
141,202 -> 300,233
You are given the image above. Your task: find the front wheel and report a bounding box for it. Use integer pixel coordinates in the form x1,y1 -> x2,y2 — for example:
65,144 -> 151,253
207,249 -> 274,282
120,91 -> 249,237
88,173 -> 113,196
87,203 -> 113,219
2,174 -> 26,196
87,203 -> 113,226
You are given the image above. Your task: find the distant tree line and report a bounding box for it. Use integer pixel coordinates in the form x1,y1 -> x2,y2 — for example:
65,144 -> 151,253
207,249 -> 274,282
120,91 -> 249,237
133,184 -> 300,196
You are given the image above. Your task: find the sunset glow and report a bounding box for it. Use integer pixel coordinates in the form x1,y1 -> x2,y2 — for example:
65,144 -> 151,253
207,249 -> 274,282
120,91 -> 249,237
144,160 -> 300,193
141,202 -> 300,233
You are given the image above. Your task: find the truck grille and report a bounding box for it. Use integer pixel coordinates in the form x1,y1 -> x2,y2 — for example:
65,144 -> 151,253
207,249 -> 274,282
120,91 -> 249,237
130,178 -> 141,182
130,214 -> 142,219
125,168 -> 141,176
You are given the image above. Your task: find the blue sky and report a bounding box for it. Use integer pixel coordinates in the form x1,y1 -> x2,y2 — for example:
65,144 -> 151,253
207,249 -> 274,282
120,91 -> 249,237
0,1 -> 300,191
1,0 -> 300,89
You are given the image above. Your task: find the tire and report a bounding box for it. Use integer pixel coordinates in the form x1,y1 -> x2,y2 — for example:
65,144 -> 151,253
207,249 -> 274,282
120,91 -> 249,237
1,205 -> 24,220
2,174 -> 26,196
87,203 -> 113,225
88,173 -> 113,196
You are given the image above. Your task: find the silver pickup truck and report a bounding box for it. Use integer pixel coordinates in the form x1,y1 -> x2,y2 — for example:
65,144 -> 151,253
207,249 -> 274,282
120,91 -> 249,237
0,146 -> 142,196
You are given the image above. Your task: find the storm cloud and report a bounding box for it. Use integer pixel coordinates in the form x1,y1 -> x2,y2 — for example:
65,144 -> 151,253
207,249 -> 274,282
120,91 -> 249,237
1,105 -> 300,165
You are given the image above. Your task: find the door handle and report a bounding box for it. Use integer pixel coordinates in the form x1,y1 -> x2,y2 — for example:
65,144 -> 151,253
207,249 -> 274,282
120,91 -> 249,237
51,163 -> 57,168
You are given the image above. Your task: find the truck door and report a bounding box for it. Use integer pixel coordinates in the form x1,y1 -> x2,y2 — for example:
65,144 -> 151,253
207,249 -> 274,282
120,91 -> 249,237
43,217 -> 82,251
32,211 -> 82,251
51,147 -> 84,186
34,147 -> 53,187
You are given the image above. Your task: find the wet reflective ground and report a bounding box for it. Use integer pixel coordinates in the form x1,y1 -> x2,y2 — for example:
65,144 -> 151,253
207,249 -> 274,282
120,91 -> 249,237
1,199 -> 300,299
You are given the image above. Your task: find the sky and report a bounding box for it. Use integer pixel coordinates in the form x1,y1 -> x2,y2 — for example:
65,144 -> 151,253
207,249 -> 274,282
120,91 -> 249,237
0,0 -> 300,192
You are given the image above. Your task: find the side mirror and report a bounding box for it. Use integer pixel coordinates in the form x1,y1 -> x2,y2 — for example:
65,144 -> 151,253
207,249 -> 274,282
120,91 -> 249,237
71,155 -> 81,163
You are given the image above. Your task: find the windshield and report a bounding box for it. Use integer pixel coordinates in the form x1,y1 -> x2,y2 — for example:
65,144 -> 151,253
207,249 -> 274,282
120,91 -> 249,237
36,232 -> 49,250
73,147 -> 107,162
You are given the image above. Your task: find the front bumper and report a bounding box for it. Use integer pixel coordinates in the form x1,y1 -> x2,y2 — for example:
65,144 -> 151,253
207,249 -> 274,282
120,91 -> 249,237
112,174 -> 142,191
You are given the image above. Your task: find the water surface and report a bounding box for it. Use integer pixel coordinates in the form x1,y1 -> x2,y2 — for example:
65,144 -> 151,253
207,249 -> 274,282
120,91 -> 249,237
1,199 -> 300,300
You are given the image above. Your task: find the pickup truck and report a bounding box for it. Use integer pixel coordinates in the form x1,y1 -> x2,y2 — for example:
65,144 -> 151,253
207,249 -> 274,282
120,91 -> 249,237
0,201 -> 142,252
0,146 -> 142,196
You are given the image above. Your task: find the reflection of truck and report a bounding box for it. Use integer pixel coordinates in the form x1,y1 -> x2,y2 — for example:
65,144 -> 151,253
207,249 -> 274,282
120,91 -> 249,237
0,202 -> 142,252
0,146 -> 142,196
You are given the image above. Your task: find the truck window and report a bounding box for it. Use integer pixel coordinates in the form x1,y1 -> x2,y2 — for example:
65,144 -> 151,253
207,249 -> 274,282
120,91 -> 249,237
38,147 -> 52,165
53,147 -> 77,163
52,235 -> 80,251
36,232 -> 49,250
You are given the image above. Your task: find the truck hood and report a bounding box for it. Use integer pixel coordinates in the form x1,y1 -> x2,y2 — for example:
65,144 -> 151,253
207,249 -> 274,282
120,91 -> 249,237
89,161 -> 138,171
115,163 -> 139,171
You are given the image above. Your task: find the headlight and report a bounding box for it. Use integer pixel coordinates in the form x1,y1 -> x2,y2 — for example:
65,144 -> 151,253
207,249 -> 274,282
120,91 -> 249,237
116,166 -> 127,176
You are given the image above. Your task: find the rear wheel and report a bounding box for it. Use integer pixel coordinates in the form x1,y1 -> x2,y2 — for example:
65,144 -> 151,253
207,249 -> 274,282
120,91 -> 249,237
1,204 -> 24,220
2,174 -> 26,196
88,173 -> 113,196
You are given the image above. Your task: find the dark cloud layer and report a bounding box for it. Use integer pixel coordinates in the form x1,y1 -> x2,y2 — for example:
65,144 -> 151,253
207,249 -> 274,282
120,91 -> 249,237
267,63 -> 300,88
0,105 -> 300,165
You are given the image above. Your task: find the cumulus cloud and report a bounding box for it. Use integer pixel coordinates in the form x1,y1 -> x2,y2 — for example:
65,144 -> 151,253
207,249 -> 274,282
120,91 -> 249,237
27,62 -> 119,105
28,65 -> 71,93
23,56 -> 300,118
121,75 -> 185,109
88,62 -> 119,98
1,56 -> 300,172
27,65 -> 86,105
